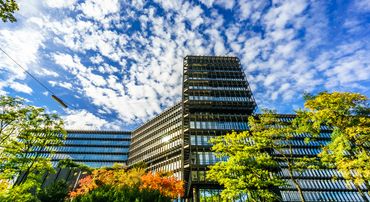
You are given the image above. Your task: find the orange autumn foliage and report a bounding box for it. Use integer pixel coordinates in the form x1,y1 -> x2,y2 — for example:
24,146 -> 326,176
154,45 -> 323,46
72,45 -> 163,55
140,172 -> 184,198
69,167 -> 184,199
69,175 -> 97,198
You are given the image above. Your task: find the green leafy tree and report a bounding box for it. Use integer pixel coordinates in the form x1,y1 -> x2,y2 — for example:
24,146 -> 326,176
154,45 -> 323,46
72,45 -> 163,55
72,185 -> 172,202
0,0 -> 19,22
296,92 -> 370,201
0,96 -> 66,198
0,177 -> 39,202
251,111 -> 323,202
207,130 -> 284,201
0,96 -> 24,145
207,110 -> 321,202
57,159 -> 92,172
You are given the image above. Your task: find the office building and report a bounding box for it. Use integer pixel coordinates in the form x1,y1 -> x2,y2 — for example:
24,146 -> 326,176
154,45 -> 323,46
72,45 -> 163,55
181,55 -> 256,200
128,103 -> 183,179
43,130 -> 131,168
128,56 -> 369,201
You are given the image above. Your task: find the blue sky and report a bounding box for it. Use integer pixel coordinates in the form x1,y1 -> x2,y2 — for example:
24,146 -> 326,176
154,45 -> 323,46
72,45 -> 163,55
0,0 -> 369,130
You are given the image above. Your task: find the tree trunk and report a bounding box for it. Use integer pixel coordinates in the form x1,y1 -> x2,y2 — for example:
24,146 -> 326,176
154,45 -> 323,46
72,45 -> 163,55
287,167 -> 305,202
17,139 -> 44,185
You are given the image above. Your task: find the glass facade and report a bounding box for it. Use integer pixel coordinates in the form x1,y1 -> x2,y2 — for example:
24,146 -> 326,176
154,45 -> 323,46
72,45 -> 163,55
182,56 -> 257,200
128,103 -> 183,180
30,130 -> 131,168
273,115 -> 369,202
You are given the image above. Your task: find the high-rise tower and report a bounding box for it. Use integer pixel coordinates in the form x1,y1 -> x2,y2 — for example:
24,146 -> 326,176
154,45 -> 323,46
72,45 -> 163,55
181,56 -> 257,200
128,56 -> 257,200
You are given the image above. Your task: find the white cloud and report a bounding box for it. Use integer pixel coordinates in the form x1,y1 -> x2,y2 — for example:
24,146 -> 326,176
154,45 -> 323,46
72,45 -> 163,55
46,0 -> 369,119
79,0 -> 120,21
0,2 -> 48,95
63,109 -> 121,130
0,29 -> 45,80
9,82 -> 33,94
154,0 -> 183,11
37,68 -> 59,77
353,0 -> 370,12
1,0 -> 369,129
90,55 -> 104,64
59,82 -> 73,90
199,0 -> 215,8
215,0 -> 235,10
44,0 -> 76,9
237,0 -> 268,22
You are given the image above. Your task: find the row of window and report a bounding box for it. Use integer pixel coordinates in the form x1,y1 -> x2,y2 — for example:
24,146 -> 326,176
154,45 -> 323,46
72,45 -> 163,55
186,56 -> 238,62
50,153 -> 128,161
190,121 -> 249,130
274,148 -> 322,156
189,77 -> 244,81
191,135 -> 213,146
188,69 -> 242,73
276,140 -> 329,147
129,123 -> 181,159
131,114 -> 182,149
190,136 -> 330,147
51,161 -> 120,168
293,132 -> 332,138
131,139 -> 182,163
150,159 -> 182,173
132,104 -> 181,136
282,179 -> 362,190
63,139 -> 130,146
189,96 -> 251,102
193,152 -> 227,165
49,146 -> 129,153
188,72 -> 243,80
189,85 -> 248,91
275,117 -> 295,122
66,133 -> 131,139
130,126 -> 181,153
278,168 -> 341,178
280,191 -> 367,202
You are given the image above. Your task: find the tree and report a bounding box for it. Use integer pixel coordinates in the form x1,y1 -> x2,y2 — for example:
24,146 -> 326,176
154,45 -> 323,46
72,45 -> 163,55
0,96 -> 66,197
140,171 -> 184,199
0,177 -> 39,202
70,166 -> 184,201
296,92 -> 370,201
207,110 -> 321,202
207,129 -> 285,201
0,96 -> 24,145
57,159 -> 92,172
0,0 -> 19,23
37,180 -> 69,202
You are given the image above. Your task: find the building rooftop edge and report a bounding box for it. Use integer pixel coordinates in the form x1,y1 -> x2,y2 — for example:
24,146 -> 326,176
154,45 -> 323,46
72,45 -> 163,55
132,102 -> 182,133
